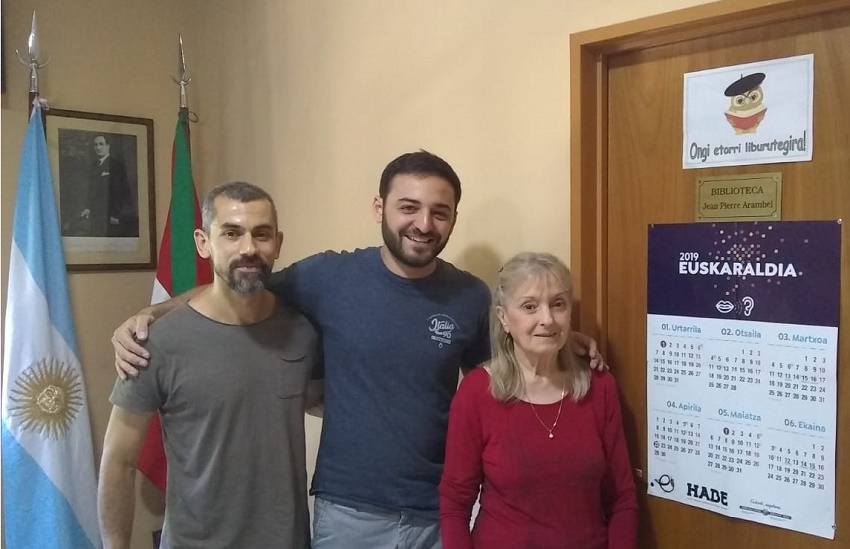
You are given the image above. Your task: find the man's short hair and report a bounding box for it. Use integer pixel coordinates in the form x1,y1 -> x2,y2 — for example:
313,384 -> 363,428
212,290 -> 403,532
378,150 -> 462,207
201,181 -> 279,232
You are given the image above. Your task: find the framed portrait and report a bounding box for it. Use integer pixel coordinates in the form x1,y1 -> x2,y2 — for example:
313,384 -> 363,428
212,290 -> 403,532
45,109 -> 156,271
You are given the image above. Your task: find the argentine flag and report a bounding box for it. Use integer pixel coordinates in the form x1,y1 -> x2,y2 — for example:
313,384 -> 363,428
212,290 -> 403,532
2,105 -> 101,548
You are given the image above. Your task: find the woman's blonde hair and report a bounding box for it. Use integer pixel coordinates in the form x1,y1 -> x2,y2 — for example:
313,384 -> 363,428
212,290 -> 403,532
488,252 -> 590,402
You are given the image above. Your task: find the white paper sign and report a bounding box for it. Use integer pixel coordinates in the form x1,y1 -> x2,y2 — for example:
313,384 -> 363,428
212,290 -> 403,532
683,54 -> 813,169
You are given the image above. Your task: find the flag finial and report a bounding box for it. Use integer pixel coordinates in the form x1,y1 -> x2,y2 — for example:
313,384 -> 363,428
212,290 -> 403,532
15,11 -> 51,94
171,34 -> 192,109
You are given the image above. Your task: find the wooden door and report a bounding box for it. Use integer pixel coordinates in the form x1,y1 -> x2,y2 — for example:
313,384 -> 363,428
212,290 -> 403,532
571,1 -> 850,547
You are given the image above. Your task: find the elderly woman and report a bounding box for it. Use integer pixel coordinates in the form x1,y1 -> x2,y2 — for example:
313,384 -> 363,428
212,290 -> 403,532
439,252 -> 637,549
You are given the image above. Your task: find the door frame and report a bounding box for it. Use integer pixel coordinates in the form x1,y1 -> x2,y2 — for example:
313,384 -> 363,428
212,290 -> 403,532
569,0 -> 850,342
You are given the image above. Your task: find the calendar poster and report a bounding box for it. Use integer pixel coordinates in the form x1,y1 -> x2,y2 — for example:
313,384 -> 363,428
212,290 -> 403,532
646,221 -> 840,539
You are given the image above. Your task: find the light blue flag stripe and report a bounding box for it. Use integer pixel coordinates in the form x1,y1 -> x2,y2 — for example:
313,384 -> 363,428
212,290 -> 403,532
11,108 -> 80,357
1,423 -> 95,549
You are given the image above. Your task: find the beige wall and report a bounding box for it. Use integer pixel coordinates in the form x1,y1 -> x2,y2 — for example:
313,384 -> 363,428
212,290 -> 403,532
2,1 -> 712,548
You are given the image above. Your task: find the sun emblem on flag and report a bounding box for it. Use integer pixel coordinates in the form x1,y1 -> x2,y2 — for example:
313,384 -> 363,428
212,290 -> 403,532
8,357 -> 84,439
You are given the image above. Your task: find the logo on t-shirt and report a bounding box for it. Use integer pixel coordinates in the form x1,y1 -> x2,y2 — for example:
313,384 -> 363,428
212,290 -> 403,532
428,314 -> 457,348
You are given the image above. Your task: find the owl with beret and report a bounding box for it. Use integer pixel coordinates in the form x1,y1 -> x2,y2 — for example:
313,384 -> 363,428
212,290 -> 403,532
724,73 -> 767,134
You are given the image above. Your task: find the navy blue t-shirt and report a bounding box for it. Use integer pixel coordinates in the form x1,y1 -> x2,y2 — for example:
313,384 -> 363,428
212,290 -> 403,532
269,247 -> 491,517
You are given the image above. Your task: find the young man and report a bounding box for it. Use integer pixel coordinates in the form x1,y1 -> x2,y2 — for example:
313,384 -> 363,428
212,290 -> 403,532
99,182 -> 320,549
113,151 -> 601,549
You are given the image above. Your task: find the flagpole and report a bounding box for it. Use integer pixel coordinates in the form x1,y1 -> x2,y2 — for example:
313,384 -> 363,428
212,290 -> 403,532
16,11 -> 50,118
172,34 -> 192,113
137,33 -> 212,495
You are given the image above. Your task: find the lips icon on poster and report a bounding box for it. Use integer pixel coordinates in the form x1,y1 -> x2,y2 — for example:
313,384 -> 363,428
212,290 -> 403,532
716,300 -> 734,314
715,297 -> 755,316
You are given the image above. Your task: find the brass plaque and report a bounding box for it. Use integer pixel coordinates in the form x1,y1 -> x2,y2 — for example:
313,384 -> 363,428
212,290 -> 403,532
695,173 -> 781,222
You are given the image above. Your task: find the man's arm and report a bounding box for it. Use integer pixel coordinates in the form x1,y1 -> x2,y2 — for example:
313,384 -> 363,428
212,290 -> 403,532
98,406 -> 154,549
112,286 -> 205,379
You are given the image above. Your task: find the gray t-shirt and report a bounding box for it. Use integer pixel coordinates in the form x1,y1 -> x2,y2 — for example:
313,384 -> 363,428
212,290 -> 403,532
110,301 -> 318,549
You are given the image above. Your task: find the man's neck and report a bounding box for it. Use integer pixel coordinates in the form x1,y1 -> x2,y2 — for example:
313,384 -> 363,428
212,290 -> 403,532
189,281 -> 276,325
379,246 -> 437,279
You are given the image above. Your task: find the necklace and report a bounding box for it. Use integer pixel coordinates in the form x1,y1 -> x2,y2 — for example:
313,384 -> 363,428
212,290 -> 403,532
527,378 -> 567,439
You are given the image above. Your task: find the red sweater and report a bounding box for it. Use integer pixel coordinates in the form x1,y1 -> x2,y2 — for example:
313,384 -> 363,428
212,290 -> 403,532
439,368 -> 637,549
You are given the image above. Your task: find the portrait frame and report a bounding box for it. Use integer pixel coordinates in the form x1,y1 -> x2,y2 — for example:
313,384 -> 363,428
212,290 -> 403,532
45,109 -> 156,272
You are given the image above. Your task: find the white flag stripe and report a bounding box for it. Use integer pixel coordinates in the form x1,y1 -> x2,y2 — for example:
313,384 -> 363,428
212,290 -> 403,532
151,277 -> 172,305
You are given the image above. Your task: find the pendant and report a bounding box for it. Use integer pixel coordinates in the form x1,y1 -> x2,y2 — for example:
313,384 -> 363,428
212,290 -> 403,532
548,433 -> 554,439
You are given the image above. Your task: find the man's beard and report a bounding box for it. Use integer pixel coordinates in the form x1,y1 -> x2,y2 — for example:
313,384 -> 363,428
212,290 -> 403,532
215,256 -> 272,294
381,217 -> 448,269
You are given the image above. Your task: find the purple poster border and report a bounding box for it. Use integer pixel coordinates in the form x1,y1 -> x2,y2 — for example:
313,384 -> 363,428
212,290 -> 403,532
648,221 -> 840,327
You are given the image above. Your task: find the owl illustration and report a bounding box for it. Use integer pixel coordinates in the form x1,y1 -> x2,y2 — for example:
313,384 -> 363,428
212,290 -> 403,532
723,73 -> 767,134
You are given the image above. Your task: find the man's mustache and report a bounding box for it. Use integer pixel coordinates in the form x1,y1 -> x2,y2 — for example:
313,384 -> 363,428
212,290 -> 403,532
230,256 -> 269,269
406,229 -> 439,240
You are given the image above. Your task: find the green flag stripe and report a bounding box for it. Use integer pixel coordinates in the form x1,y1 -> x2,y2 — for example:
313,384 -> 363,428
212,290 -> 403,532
170,109 -> 199,294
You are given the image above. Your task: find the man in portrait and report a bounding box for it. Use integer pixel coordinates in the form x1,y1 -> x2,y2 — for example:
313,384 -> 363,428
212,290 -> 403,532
81,134 -> 138,237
